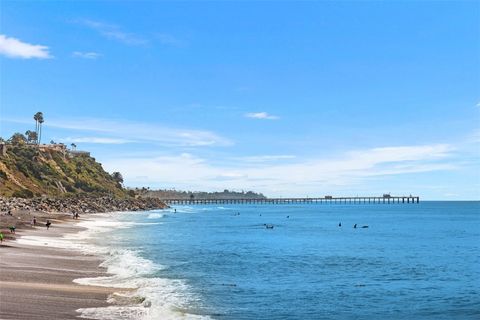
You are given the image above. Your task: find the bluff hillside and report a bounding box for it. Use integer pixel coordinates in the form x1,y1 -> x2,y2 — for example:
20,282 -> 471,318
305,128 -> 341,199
0,144 -> 126,198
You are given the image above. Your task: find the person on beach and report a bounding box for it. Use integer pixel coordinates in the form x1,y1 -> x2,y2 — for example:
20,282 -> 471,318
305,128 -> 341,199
33,217 -> 37,226
75,213 -> 80,219
46,220 -> 51,230
0,232 -> 4,244
9,226 -> 15,233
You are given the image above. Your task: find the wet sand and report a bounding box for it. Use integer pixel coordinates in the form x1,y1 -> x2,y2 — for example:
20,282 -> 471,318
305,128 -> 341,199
0,212 -> 115,320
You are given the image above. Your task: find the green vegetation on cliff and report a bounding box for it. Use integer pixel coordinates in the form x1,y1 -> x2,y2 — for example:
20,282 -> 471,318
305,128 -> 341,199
0,144 -> 126,198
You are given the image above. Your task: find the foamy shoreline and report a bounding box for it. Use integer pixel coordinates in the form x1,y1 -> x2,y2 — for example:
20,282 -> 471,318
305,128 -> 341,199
1,209 -> 213,320
71,210 -> 214,320
0,212 -> 116,320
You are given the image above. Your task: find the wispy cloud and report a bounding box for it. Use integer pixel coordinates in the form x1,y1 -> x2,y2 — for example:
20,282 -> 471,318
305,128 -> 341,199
103,144 -> 456,196
0,34 -> 52,59
61,137 -> 133,144
25,117 -> 232,147
245,112 -> 279,120
238,155 -> 296,163
72,51 -> 102,59
77,19 -> 147,46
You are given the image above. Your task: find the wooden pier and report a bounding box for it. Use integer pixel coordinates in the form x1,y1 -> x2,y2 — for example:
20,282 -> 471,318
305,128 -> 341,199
163,196 -> 420,205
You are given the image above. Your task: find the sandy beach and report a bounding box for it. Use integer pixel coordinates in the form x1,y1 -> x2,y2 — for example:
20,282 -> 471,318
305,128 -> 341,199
0,212 -> 115,320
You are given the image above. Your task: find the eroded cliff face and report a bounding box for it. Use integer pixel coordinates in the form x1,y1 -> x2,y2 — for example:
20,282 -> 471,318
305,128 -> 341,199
0,144 -> 126,198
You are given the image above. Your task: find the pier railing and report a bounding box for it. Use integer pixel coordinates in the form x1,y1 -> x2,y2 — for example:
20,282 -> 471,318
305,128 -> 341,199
162,196 -> 420,205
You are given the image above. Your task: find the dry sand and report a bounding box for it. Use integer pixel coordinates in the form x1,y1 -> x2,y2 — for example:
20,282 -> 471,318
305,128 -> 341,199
0,211 -> 115,320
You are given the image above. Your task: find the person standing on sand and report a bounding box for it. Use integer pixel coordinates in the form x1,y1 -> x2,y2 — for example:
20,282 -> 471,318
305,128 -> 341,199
33,217 -> 37,226
0,232 -> 3,244
46,220 -> 51,230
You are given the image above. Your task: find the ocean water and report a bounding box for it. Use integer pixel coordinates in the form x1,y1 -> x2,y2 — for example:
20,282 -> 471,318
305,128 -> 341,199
25,202 -> 480,319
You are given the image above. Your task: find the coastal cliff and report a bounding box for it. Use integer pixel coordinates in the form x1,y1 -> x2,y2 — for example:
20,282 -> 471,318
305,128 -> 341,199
0,142 -> 168,211
0,143 -> 126,198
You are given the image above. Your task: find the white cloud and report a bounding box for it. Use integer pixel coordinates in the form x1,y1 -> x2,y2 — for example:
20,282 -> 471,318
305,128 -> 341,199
245,112 -> 279,120
238,155 -> 296,163
103,144 -> 456,196
0,34 -> 52,59
61,137 -> 133,144
42,117 -> 231,147
215,172 -> 249,180
78,19 -> 147,46
72,51 -> 102,59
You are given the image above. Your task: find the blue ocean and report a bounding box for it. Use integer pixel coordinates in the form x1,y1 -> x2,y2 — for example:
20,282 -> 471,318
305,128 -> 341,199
78,201 -> 480,319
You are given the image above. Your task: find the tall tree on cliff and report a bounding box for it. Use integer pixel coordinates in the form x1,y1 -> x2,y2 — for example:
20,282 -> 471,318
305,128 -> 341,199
33,112 -> 44,144
38,113 -> 44,145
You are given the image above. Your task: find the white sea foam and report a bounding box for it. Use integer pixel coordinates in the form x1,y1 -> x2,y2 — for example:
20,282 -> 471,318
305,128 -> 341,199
17,213 -> 211,320
147,212 -> 166,219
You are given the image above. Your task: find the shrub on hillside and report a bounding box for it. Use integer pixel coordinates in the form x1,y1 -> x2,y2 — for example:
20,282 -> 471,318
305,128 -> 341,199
12,189 -> 34,198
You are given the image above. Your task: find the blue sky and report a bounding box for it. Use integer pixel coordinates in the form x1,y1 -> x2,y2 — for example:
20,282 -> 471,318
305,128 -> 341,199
1,1 -> 479,199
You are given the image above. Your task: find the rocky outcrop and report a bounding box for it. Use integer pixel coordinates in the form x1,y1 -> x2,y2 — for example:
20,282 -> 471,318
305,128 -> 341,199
0,195 -> 168,214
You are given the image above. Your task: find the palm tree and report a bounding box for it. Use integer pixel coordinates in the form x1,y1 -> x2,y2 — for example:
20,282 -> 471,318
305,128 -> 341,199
70,143 -> 77,150
33,112 -> 43,144
38,113 -> 44,145
33,113 -> 38,143
33,112 -> 40,143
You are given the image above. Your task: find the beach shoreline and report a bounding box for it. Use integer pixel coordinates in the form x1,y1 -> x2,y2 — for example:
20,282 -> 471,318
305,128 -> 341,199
0,212 -> 117,320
